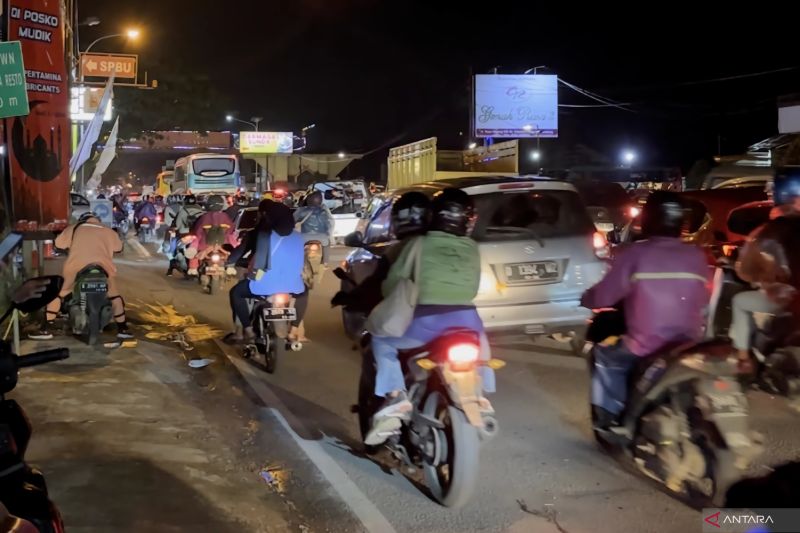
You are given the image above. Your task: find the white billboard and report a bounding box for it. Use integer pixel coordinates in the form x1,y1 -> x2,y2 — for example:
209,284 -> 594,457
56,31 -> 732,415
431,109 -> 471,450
474,74 -> 558,138
779,104 -> 800,134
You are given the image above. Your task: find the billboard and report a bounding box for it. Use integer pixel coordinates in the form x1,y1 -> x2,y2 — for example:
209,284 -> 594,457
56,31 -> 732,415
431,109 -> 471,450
240,131 -> 293,154
4,0 -> 71,223
70,86 -> 113,122
474,74 -> 558,138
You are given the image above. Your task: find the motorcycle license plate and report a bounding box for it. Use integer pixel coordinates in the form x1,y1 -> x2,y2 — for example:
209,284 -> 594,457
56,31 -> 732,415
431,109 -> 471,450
80,281 -> 108,293
263,307 -> 297,321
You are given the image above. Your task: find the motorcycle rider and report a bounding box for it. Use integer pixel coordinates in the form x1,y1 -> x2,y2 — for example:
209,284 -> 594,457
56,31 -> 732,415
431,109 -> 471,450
581,191 -> 710,429
365,188 -> 495,446
134,195 -> 157,236
293,191 -> 334,264
186,194 -> 238,276
225,193 -> 249,223
224,200 -> 306,343
31,212 -> 133,340
731,167 -> 800,374
173,194 -> 205,237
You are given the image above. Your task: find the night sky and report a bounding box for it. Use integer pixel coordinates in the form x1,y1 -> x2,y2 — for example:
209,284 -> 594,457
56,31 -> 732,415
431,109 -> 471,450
79,0 -> 800,172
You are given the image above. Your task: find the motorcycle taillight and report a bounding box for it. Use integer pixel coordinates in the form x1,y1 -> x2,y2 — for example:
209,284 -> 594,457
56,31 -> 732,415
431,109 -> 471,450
447,343 -> 479,372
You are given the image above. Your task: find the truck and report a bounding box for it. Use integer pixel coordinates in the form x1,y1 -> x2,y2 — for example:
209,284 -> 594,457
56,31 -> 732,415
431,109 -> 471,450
387,137 -> 519,190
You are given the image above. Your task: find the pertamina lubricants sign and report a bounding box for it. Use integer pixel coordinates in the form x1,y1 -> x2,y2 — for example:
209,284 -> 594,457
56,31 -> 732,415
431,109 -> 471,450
4,0 -> 70,223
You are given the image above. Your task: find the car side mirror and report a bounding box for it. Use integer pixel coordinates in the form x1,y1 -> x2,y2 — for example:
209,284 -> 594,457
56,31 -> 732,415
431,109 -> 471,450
12,276 -> 63,314
344,231 -> 364,248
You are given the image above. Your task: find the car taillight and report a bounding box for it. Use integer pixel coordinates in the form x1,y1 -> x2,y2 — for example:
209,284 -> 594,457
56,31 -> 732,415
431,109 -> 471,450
273,293 -> 290,306
629,205 -> 641,218
211,254 -> 221,263
447,343 -> 480,371
593,231 -> 610,259
722,244 -> 736,257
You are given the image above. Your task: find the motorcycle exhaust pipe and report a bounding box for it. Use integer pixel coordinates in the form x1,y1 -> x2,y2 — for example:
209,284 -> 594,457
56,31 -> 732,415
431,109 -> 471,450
480,415 -> 499,440
290,341 -> 303,352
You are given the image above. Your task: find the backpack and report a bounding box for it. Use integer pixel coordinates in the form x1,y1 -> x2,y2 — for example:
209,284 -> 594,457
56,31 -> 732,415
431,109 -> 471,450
204,224 -> 227,247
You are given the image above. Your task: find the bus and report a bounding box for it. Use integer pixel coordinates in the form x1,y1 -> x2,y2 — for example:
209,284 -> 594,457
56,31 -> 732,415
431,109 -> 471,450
172,153 -> 241,194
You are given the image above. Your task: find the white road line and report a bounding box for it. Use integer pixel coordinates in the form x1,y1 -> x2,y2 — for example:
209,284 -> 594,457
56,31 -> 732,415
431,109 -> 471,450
126,237 -> 152,259
216,341 -> 397,533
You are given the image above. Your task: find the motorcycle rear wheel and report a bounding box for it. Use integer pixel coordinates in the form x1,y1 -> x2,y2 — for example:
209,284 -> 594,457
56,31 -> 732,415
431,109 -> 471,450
421,391 -> 480,507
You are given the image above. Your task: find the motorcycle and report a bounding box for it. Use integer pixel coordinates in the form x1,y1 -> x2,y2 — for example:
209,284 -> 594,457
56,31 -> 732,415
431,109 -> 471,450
242,293 -> 302,374
0,277 -> 69,533
66,265 -> 112,346
112,206 -> 129,240
587,309 -> 762,506
356,329 -> 502,508
137,216 -> 154,244
197,247 -> 229,295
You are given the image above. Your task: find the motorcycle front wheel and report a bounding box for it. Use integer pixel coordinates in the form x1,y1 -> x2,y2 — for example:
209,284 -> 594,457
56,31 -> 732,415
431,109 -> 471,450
421,391 -> 480,507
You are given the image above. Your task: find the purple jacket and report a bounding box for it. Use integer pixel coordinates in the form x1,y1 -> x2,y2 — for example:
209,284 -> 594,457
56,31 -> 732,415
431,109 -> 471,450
581,237 -> 710,356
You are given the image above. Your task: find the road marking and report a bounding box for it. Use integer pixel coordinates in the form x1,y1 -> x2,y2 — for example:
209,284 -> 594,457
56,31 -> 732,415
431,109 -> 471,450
216,341 -> 396,533
126,237 -> 152,259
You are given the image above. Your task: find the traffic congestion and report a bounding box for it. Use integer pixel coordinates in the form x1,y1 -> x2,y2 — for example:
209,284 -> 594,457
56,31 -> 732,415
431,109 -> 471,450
2,2 -> 800,532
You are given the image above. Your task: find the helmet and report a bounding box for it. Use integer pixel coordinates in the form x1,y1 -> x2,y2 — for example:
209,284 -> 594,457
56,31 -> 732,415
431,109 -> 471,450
391,192 -> 431,238
430,187 -> 474,236
306,191 -> 323,207
206,194 -> 225,212
78,211 -> 96,224
641,191 -> 685,238
258,199 -> 294,236
184,194 -> 197,205
235,194 -> 249,206
773,166 -> 800,208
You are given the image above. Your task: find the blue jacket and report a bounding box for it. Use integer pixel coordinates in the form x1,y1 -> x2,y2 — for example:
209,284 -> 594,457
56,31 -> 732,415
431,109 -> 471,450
248,230 -> 305,296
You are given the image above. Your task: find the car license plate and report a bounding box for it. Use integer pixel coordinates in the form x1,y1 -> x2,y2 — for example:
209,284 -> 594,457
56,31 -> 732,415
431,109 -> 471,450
263,307 -> 297,321
80,281 -> 108,293
504,261 -> 559,283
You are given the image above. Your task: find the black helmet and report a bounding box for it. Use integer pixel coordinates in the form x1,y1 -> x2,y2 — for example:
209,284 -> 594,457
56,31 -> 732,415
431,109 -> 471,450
78,211 -> 97,224
306,191 -> 323,207
184,194 -> 197,205
207,194 -> 225,212
641,190 -> 685,238
391,192 -> 431,238
773,167 -> 800,208
430,188 -> 474,236
235,194 -> 249,206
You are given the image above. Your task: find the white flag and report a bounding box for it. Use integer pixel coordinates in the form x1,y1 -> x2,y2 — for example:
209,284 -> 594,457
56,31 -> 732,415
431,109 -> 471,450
85,117 -> 120,191
70,74 -> 115,177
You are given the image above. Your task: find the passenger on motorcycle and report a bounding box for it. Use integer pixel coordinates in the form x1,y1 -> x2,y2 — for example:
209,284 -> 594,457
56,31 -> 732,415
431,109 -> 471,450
186,195 -> 238,276
134,195 -> 157,235
365,188 -> 496,445
294,191 -> 335,264
731,167 -> 800,374
224,200 -> 306,343
581,191 -> 710,428
31,213 -> 133,340
173,194 -> 205,236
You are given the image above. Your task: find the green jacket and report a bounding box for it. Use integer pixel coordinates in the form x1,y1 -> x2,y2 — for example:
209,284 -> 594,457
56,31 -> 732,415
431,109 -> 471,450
382,231 -> 480,306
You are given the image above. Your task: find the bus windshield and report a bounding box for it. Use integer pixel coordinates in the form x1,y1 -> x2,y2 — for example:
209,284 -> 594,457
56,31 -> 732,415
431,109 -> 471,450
192,158 -> 236,176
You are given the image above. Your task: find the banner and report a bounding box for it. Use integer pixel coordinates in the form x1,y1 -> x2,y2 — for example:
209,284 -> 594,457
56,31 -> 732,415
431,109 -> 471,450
4,0 -> 70,223
474,74 -> 559,138
70,74 -> 114,176
240,131 -> 293,154
85,116 -> 119,191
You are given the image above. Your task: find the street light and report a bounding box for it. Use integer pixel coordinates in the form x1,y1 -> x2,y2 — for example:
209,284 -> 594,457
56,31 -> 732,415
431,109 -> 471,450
468,142 -> 477,150
622,150 -> 636,165
83,28 -> 141,54
530,150 -> 541,161
226,115 -> 261,131
338,152 -> 346,159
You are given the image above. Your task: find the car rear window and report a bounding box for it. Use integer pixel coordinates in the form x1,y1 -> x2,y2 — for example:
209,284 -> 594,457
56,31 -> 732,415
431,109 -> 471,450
471,190 -> 595,242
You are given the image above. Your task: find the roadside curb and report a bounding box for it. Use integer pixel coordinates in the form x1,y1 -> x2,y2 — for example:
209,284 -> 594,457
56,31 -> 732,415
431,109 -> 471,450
214,339 -> 397,533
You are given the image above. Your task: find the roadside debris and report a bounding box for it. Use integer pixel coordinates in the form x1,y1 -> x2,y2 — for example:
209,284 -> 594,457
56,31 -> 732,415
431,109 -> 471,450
188,358 -> 214,369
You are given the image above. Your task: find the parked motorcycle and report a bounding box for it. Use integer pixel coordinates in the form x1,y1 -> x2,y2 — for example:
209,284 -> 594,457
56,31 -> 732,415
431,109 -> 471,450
587,309 -> 761,506
0,277 -> 69,533
356,329 -> 502,507
242,293 -> 301,373
66,265 -> 112,345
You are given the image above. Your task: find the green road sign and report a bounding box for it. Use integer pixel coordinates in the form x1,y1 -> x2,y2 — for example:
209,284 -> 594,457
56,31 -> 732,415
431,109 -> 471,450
0,41 -> 29,119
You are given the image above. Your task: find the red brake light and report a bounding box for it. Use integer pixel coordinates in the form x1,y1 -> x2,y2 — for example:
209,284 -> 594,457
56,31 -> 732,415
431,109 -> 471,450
629,205 -> 641,218
309,243 -> 320,252
273,293 -> 290,306
448,343 -> 480,364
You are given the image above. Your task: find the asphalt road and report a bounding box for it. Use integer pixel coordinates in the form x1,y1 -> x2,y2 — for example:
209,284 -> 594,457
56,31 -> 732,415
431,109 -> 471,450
115,240 -> 800,533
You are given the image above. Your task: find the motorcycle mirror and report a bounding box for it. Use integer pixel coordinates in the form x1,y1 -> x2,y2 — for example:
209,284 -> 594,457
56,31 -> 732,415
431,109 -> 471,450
344,231 -> 364,248
12,276 -> 63,314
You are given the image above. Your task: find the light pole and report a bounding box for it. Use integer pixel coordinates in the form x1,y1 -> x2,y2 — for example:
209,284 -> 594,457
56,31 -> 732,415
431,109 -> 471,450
226,115 -> 262,131
80,29 -> 140,82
